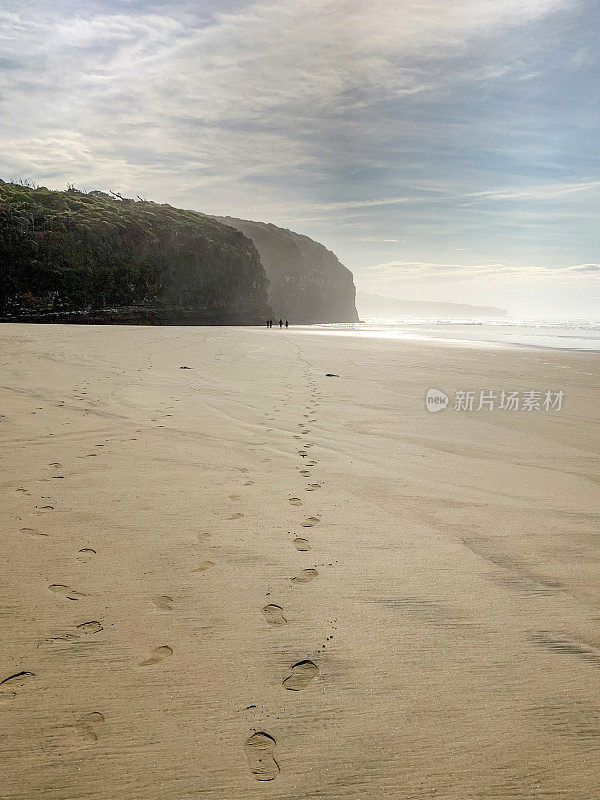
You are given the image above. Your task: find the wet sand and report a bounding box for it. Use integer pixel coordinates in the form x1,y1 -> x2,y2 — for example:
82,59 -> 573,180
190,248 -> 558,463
1,323 -> 600,799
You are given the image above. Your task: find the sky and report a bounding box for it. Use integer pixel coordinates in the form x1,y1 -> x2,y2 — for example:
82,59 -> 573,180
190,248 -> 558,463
0,0 -> 598,317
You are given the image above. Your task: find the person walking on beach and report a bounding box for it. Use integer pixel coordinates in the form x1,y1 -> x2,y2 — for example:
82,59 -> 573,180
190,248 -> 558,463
285,320 -> 288,328
266,319 -> 270,328
279,318 -> 283,328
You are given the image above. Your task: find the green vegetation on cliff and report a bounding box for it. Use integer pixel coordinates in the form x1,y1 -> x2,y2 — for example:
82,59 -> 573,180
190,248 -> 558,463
0,182 -> 270,324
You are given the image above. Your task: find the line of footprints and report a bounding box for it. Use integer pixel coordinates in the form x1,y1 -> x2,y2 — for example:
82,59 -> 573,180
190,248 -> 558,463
2,381 -> 230,734
246,356 -> 334,782
2,361 -> 333,778
2,439 -> 112,744
2,421 -> 181,740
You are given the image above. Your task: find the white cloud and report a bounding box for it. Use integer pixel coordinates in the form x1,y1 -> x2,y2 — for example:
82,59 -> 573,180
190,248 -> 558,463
359,259 -> 600,286
0,0 -> 574,198
468,181 -> 600,201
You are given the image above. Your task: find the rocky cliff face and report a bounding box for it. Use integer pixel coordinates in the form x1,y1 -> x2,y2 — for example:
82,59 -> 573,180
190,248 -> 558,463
216,217 -> 359,323
0,183 -> 359,326
0,183 -> 271,325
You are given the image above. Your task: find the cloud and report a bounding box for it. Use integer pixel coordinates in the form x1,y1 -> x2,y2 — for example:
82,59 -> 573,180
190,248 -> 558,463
246,179 -> 600,218
0,0 -> 575,199
468,181 -> 600,201
360,260 -> 600,285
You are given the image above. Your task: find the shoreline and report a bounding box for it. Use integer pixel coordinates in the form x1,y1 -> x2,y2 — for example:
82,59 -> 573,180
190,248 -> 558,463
295,321 -> 600,352
269,325 -> 600,353
3,317 -> 599,352
0,319 -> 600,354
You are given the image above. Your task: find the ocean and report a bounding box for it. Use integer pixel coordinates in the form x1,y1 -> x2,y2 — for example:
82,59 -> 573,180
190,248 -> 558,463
299,318 -> 600,351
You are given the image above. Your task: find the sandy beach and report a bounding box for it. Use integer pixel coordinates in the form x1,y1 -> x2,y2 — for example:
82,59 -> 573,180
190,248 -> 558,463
2,323 -> 600,800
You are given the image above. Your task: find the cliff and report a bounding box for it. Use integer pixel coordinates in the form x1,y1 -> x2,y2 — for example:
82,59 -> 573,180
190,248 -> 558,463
0,183 -> 270,325
356,292 -> 508,320
215,217 -> 359,323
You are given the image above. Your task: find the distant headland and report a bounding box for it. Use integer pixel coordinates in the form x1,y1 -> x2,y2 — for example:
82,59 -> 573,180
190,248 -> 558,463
356,291 -> 508,320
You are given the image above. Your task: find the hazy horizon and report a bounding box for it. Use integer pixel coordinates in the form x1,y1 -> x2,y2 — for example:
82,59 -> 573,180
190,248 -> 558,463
1,1 -> 598,318
353,290 -> 599,321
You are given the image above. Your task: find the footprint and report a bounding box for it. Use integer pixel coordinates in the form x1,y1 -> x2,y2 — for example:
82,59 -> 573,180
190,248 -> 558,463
305,484 -> 321,492
288,497 -> 302,506
306,461 -> 317,467
244,732 -> 280,781
293,537 -> 310,551
193,561 -> 214,572
0,671 -> 35,700
139,645 -> 173,666
226,513 -> 244,520
20,527 -> 48,537
291,568 -> 319,584
152,595 -> 173,610
262,604 -> 287,625
283,660 -> 319,691
299,470 -> 311,477
76,621 -> 103,634
298,450 -> 308,457
37,505 -> 54,512
229,494 -> 241,501
77,548 -> 96,561
49,584 -> 87,600
301,517 -> 320,528
75,712 -> 105,743
243,481 -> 255,486
46,632 -> 80,643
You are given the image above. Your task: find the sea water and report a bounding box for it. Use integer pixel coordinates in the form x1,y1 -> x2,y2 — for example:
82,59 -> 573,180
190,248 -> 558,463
299,319 -> 600,351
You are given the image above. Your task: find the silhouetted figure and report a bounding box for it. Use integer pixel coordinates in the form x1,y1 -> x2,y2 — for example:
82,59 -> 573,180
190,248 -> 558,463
266,319 -> 270,328
285,320 -> 289,328
279,318 -> 283,328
